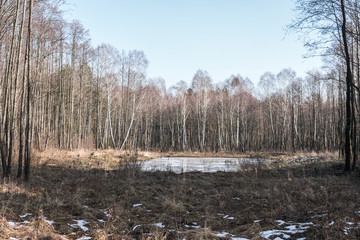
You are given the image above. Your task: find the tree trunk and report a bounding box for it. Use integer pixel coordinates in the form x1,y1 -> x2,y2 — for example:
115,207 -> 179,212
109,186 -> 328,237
341,0 -> 352,171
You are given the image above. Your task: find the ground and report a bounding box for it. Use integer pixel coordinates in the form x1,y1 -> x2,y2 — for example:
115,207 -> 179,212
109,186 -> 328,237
0,150 -> 360,239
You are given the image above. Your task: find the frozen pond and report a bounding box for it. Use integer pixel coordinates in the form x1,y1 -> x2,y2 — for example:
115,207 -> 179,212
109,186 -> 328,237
141,157 -> 272,173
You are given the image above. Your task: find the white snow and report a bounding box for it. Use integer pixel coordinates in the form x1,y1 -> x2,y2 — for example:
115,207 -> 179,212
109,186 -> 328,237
8,222 -> 18,227
310,213 -> 327,219
44,218 -> 54,225
185,224 -> 200,229
68,220 -> 89,232
275,220 -> 286,226
343,222 -> 359,235
7,221 -> 24,229
214,231 -> 249,240
215,232 -> 230,237
261,230 -> 291,239
76,237 -> 92,240
260,220 -> 314,239
132,224 -> 142,231
103,211 -> 111,217
132,204 -> 143,207
153,222 -> 166,228
223,215 -> 235,220
98,219 -> 105,223
19,213 -> 32,218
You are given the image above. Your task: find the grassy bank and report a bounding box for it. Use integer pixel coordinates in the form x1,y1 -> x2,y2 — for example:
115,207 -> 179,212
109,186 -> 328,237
0,150 -> 359,239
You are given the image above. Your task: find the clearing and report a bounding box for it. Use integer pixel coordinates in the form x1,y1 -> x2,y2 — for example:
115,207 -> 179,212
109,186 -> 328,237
0,150 -> 359,239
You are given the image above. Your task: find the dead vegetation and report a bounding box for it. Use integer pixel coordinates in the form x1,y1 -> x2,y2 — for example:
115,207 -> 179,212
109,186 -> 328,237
0,150 -> 359,239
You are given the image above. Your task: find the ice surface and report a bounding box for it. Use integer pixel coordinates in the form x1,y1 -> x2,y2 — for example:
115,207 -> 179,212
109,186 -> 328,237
141,157 -> 272,173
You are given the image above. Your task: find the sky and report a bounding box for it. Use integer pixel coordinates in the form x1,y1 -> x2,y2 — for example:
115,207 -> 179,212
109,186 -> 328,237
62,0 -> 323,88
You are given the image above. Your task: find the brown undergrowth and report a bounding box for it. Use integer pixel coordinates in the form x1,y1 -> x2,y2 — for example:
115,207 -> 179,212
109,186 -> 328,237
0,150 -> 359,239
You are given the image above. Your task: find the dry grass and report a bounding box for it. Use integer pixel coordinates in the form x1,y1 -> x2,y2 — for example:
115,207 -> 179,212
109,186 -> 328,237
0,150 -> 359,239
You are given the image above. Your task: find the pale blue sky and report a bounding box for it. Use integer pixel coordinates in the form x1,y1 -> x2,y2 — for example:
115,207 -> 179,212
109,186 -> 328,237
62,0 -> 323,88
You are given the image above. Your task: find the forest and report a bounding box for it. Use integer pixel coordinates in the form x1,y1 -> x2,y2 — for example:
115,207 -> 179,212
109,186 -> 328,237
2,0 -> 360,239
0,0 -> 359,180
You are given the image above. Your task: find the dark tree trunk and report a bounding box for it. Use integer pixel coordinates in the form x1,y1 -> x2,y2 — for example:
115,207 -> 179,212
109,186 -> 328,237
341,0 -> 353,171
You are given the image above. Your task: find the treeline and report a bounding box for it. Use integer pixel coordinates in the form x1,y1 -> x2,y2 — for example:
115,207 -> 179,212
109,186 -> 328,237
0,0 -> 360,180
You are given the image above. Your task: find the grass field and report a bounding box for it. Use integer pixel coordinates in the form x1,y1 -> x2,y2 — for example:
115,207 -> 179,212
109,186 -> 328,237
0,150 -> 360,239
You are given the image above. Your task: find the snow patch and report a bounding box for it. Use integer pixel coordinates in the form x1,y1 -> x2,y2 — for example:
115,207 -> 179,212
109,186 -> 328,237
103,211 -> 111,217
8,221 -> 24,229
185,224 -> 200,229
76,236 -> 92,240
222,215 -> 235,220
153,222 -> 166,228
132,204 -> 143,208
19,213 -> 32,218
68,220 -> 89,232
260,220 -> 314,239
215,232 -> 230,237
275,220 -> 287,226
214,231 -> 248,239
44,218 -> 54,225
132,224 -> 142,231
